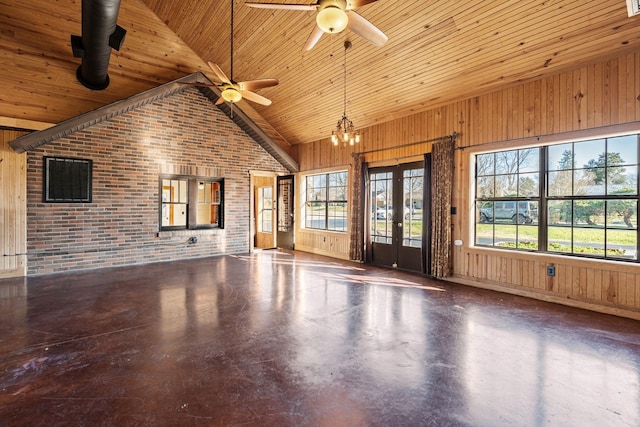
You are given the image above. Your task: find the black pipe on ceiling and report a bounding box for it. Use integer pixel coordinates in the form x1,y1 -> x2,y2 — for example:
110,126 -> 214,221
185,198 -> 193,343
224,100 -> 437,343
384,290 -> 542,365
70,0 -> 127,90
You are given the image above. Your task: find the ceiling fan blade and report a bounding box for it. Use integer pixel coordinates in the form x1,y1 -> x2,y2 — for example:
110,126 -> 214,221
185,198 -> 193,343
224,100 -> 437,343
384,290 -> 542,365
215,97 -> 226,105
245,2 -> 317,11
304,25 -> 324,51
346,0 -> 378,10
347,10 -> 387,46
238,78 -> 279,91
241,90 -> 273,106
207,61 -> 231,84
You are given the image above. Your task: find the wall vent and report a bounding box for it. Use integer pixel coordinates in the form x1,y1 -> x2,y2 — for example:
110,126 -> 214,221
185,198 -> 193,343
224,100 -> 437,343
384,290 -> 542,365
627,0 -> 640,16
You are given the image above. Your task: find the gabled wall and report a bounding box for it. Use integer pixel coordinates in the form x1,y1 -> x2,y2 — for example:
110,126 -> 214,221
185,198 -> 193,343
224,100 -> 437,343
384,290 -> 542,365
24,88 -> 287,275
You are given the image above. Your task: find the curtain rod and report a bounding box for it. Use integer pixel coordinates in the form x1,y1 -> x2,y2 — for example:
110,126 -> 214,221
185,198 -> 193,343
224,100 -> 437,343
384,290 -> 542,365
352,132 -> 458,157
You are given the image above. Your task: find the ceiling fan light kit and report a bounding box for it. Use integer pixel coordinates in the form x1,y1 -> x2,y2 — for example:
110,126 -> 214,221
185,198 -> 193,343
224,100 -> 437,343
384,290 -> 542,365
316,0 -> 348,33
221,86 -> 243,103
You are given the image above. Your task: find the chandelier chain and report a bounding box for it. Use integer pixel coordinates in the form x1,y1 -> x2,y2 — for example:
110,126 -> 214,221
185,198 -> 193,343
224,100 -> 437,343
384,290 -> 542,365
331,40 -> 360,147
343,40 -> 347,116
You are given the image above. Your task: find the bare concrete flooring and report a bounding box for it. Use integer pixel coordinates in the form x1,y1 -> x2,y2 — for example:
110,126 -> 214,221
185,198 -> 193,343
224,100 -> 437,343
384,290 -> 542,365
1,250 -> 639,426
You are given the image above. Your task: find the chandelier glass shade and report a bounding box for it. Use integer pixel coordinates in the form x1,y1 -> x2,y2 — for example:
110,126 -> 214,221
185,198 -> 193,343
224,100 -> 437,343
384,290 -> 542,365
331,40 -> 360,147
331,115 -> 361,146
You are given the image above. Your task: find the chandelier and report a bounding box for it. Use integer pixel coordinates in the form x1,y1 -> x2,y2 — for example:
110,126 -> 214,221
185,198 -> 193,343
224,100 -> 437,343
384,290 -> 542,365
331,40 -> 361,147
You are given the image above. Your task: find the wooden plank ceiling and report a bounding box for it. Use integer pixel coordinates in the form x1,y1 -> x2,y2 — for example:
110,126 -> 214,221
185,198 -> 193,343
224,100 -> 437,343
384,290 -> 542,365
1,0 -> 640,147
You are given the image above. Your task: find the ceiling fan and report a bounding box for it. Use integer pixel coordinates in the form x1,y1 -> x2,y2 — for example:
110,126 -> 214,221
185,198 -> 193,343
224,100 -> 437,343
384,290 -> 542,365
183,0 -> 278,107
246,0 -> 388,51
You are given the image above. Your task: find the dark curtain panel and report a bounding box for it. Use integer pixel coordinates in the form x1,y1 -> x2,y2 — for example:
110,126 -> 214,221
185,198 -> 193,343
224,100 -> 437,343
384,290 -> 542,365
430,137 -> 455,278
349,153 -> 365,262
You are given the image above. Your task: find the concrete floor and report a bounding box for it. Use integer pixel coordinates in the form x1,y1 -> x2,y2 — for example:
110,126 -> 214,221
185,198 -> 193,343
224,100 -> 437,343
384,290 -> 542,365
1,250 -> 639,426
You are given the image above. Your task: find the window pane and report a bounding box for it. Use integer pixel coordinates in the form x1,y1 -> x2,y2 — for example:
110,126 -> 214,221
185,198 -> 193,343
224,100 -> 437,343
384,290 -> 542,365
494,175 -> 514,197
607,229 -> 637,259
197,204 -> 214,225
495,150 -> 518,174
548,170 -> 573,196
477,201 -> 493,223
607,200 -> 637,229
608,135 -> 638,166
475,222 -> 493,246
305,202 -> 326,229
518,200 -> 538,225
575,139 -> 605,169
178,180 -> 187,203
477,176 -> 494,198
548,143 -> 573,171
573,227 -> 605,256
476,153 -> 494,176
574,168 -> 604,195
517,173 -> 539,197
548,200 -> 571,226
494,224 -> 516,249
608,166 -> 637,195
162,203 -> 187,227
548,226 -> 571,253
574,199 -> 604,227
518,148 -> 540,173
328,202 -> 347,232
517,224 -> 538,250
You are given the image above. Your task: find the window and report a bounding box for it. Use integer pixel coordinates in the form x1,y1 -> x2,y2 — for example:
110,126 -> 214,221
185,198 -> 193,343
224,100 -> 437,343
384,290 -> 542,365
160,176 -> 223,231
474,134 -> 639,261
44,157 -> 92,202
303,171 -> 348,232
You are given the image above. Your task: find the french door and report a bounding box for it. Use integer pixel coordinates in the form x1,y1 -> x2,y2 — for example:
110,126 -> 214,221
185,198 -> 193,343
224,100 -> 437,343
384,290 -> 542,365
368,160 -> 430,273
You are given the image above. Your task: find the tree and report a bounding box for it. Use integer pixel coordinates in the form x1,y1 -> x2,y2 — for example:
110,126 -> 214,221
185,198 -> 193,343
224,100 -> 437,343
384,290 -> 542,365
583,152 -> 626,185
558,149 -> 573,170
494,148 -> 537,196
518,176 -> 538,197
548,149 -> 574,196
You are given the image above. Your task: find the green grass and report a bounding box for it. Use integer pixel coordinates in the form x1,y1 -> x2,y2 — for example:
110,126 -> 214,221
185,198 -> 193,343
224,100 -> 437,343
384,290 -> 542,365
476,223 -> 637,246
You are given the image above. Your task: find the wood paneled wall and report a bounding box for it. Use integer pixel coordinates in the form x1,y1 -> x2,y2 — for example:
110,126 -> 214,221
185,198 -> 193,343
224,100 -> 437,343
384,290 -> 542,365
296,50 -> 640,318
0,129 -> 28,278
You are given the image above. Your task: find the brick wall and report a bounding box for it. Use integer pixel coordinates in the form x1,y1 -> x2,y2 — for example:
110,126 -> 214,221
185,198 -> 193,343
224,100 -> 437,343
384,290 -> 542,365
26,88 -> 287,275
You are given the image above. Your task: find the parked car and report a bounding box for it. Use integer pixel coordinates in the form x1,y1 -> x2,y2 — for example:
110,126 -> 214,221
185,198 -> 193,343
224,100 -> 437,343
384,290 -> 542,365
479,201 -> 537,224
376,206 -> 393,220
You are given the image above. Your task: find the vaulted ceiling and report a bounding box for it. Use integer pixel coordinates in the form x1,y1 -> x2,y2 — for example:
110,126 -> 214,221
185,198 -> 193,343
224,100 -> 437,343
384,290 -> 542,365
1,0 -> 640,148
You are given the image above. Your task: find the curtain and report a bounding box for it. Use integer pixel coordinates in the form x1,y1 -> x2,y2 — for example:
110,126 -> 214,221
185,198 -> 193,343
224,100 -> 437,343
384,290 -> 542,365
349,153 -> 365,262
430,137 -> 455,278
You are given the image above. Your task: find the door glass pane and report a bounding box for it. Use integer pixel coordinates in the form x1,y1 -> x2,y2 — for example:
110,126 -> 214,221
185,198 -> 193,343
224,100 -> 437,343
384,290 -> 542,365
278,178 -> 293,232
258,186 -> 273,233
403,168 -> 423,248
370,172 -> 393,244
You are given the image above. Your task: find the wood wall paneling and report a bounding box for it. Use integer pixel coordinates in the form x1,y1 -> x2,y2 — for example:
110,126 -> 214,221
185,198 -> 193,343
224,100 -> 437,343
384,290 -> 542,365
0,130 -> 28,278
296,51 -> 640,318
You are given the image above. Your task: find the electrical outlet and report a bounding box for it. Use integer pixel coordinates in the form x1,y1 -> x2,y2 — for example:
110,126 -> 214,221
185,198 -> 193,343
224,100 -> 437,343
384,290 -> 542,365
546,265 -> 555,277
